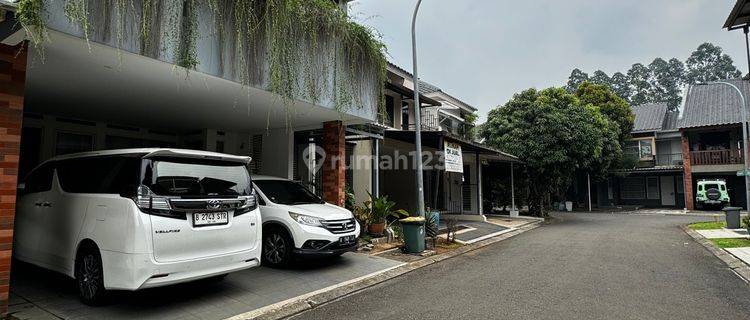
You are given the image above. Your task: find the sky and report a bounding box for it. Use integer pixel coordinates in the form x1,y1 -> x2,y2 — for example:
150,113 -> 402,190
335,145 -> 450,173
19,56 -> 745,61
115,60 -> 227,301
350,0 -> 748,123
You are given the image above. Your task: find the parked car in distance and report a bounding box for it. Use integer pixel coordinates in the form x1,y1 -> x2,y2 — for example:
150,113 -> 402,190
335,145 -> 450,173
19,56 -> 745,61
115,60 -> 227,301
14,149 -> 262,305
252,176 -> 360,267
695,179 -> 730,210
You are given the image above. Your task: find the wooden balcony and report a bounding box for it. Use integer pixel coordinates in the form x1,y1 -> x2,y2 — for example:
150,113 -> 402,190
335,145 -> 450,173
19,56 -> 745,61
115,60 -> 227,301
690,149 -> 744,166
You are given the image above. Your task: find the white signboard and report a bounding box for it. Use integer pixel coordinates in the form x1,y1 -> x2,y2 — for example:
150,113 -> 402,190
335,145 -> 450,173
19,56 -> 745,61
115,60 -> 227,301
444,142 -> 464,173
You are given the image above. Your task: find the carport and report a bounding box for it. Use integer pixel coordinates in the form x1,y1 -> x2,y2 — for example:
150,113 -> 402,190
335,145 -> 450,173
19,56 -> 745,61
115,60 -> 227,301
0,1 -> 383,315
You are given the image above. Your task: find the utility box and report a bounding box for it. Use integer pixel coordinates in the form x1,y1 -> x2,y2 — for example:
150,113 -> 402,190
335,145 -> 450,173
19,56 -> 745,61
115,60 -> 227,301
723,207 -> 742,229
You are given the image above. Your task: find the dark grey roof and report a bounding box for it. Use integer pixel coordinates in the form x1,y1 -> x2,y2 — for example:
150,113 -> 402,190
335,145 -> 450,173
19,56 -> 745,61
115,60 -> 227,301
661,111 -> 679,131
388,62 -> 478,112
418,81 -> 441,95
632,103 -> 668,133
678,79 -> 748,129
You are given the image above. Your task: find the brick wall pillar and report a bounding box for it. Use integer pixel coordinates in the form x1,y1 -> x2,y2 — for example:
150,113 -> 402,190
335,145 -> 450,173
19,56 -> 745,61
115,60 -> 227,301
0,42 -> 26,315
322,121 -> 345,206
681,133 -> 694,210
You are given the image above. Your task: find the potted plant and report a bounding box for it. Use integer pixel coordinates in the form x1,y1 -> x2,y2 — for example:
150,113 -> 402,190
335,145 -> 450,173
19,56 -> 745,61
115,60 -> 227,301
365,193 -> 406,236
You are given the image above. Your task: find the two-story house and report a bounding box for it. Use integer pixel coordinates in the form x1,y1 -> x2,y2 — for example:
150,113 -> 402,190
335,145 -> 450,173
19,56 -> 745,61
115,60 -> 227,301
597,102 -> 685,208
377,63 -> 519,217
679,80 -> 749,210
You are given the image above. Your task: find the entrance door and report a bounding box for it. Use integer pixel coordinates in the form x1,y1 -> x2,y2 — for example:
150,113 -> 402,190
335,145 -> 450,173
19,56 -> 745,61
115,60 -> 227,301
660,176 -> 676,206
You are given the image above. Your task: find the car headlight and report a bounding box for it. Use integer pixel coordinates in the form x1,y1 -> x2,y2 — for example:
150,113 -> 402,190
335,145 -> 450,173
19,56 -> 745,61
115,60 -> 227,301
289,212 -> 323,227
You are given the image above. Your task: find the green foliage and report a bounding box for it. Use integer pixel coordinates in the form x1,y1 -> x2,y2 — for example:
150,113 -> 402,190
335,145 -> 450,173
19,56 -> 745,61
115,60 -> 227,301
711,238 -> 750,249
463,112 -> 478,125
15,0 -> 47,59
17,0 -> 387,115
687,221 -> 726,230
743,215 -> 750,230
365,192 -> 408,224
685,43 -> 743,85
575,82 -> 634,142
481,87 -> 619,216
565,43 -> 742,111
344,185 -> 356,211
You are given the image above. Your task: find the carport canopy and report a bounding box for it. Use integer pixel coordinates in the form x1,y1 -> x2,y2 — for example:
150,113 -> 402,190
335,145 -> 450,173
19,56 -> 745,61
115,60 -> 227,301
23,31 -> 374,133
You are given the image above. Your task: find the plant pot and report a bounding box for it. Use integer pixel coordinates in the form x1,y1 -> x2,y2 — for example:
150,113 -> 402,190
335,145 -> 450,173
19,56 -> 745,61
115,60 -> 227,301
368,222 -> 386,235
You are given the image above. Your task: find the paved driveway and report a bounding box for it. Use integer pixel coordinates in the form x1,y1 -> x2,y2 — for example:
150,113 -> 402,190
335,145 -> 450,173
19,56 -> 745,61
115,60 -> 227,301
291,212 -> 750,320
8,253 -> 402,320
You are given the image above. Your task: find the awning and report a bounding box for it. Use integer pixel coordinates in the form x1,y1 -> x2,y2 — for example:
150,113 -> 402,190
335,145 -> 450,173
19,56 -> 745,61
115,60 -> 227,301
724,0 -> 750,29
383,130 -> 520,163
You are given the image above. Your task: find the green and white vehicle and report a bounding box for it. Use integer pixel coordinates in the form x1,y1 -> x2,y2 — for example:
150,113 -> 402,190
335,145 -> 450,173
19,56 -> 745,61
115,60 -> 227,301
695,179 -> 730,210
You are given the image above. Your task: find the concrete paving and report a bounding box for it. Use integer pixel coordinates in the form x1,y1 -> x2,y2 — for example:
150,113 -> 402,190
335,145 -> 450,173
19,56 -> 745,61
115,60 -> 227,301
696,228 -> 749,239
726,247 -> 750,266
8,253 -> 402,320
291,212 -> 750,320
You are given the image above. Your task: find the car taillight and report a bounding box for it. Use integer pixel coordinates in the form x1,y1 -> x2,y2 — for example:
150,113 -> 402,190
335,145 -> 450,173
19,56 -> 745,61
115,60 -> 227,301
236,190 -> 258,216
136,185 -> 172,211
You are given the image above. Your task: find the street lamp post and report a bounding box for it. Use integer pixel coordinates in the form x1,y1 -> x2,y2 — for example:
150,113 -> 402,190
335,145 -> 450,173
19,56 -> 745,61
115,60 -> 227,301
412,0 -> 425,217
714,81 -> 750,212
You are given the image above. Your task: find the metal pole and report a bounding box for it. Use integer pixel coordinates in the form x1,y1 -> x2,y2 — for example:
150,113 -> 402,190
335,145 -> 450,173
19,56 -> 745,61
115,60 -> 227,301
744,26 -> 750,74
412,0 -> 425,217
715,81 -> 750,212
587,173 -> 592,212
373,138 -> 379,198
510,162 -> 517,216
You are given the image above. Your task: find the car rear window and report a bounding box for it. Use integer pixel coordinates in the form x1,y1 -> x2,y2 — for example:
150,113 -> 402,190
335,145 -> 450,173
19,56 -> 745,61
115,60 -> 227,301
57,156 -> 142,194
705,184 -> 719,190
147,158 -> 252,197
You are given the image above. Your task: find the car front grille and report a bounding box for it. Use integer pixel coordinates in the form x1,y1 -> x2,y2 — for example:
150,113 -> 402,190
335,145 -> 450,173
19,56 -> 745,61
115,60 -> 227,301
321,218 -> 356,234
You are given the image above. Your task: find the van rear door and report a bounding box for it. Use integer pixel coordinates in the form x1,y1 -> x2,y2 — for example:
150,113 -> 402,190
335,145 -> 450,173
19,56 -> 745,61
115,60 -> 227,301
143,157 -> 258,263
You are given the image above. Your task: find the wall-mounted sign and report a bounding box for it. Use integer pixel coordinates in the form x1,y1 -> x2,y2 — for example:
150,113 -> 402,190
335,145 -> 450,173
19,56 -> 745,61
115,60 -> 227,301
444,142 -> 464,173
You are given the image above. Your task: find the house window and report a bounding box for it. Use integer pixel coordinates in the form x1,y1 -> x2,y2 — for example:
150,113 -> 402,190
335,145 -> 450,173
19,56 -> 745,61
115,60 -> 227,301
56,132 -> 94,156
624,140 -> 654,159
647,177 -> 659,199
620,177 -> 646,199
639,140 -> 653,158
384,95 -> 395,128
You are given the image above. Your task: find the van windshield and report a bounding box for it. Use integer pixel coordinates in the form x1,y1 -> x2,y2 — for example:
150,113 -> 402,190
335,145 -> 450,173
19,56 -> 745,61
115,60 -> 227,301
147,159 -> 252,197
254,180 -> 323,205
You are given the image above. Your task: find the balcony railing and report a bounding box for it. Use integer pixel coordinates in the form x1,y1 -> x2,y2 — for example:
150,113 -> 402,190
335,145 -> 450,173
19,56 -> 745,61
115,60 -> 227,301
407,113 -> 474,139
690,149 -> 744,166
655,153 -> 683,166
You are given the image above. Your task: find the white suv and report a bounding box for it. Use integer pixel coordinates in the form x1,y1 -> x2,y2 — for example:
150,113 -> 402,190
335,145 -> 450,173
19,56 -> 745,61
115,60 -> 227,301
252,176 -> 360,267
14,149 -> 262,305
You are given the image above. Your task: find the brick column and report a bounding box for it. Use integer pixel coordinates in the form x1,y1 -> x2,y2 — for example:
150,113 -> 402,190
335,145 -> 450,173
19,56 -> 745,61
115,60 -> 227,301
0,42 -> 26,315
322,121 -> 345,206
681,133 -> 694,210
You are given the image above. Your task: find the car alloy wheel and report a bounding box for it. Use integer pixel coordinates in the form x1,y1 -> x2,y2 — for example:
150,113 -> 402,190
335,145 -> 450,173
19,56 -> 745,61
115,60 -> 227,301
75,248 -> 106,305
264,233 -> 287,265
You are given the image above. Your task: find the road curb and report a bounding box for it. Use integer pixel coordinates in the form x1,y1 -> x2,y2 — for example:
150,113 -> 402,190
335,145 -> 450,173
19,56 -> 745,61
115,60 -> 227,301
226,221 -> 542,320
682,225 -> 750,284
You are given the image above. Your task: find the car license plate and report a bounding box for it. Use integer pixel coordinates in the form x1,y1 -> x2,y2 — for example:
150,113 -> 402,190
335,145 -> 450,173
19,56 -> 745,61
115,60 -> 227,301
193,212 -> 229,227
339,235 -> 356,245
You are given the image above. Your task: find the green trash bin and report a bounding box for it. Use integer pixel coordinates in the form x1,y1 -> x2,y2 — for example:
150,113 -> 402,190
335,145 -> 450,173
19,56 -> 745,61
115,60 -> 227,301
400,217 -> 425,253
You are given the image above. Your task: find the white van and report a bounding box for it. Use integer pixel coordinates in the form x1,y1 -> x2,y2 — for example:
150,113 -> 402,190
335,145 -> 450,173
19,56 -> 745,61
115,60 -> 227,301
14,149 -> 262,304
252,176 -> 359,267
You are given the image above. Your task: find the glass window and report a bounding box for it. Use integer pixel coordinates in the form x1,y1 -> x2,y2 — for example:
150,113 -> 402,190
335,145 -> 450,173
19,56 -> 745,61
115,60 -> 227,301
56,132 -> 93,156
620,177 -> 646,199
254,180 -> 323,205
147,158 -> 252,197
57,156 -> 141,194
639,140 -> 653,158
22,162 -> 54,194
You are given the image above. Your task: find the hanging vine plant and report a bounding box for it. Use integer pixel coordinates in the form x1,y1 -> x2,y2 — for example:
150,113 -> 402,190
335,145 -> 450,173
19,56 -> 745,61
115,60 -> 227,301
14,0 -> 387,115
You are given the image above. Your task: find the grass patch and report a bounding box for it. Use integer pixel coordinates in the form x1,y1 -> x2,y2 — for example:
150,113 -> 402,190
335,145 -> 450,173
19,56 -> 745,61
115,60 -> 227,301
688,221 -> 726,230
711,238 -> 750,248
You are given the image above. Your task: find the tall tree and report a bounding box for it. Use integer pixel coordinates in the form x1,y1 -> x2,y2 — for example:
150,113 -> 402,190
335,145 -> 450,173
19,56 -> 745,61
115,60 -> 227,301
648,58 -> 685,110
481,88 -> 614,216
575,82 -> 634,143
566,68 -> 589,92
609,72 -> 631,103
627,63 -> 651,106
590,70 -> 611,87
685,43 -> 743,84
